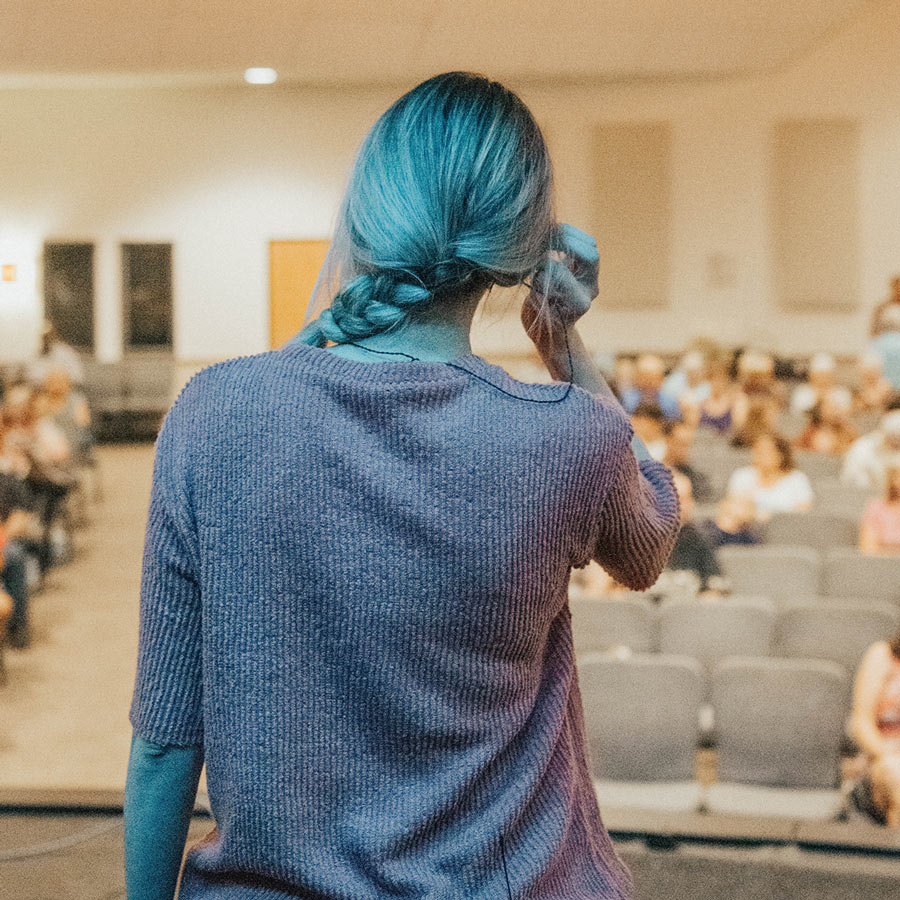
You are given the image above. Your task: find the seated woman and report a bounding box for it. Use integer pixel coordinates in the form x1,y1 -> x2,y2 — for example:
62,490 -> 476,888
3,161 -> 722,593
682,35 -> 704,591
794,386 -> 859,455
849,629 -> 900,826
859,464 -> 900,556
725,431 -> 814,523
698,493 -> 763,547
682,357 -> 739,435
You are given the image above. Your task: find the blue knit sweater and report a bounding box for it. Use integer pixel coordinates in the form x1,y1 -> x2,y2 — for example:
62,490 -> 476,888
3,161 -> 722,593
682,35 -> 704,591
128,340 -> 680,899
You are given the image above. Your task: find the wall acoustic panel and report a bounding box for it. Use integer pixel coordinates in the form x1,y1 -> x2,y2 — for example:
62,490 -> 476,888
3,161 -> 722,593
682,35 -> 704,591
590,122 -> 672,310
771,119 -> 860,312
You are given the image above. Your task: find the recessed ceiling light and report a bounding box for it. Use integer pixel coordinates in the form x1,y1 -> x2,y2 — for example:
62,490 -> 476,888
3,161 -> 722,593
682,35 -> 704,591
244,67 -> 277,85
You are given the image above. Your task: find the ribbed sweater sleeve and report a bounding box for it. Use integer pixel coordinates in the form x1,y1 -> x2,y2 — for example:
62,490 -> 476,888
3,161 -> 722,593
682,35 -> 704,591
579,400 -> 682,591
128,374 -> 205,749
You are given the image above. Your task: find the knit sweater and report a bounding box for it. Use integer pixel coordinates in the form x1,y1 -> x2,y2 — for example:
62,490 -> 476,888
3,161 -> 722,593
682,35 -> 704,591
128,339 -> 681,900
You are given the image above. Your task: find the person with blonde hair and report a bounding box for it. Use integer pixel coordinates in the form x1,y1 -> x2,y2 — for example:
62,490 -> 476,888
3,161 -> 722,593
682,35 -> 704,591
794,385 -> 859,455
853,350 -> 895,414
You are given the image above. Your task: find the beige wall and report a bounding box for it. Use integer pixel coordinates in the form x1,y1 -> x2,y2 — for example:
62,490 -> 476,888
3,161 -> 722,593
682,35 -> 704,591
1,0 -> 899,370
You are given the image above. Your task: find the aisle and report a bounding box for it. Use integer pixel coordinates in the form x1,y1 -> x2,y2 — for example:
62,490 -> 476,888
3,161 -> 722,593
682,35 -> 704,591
0,443 -> 201,793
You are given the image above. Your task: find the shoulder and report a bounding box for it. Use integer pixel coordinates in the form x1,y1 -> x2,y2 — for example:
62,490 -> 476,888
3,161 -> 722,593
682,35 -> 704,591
166,351 -> 278,418
575,388 -> 633,450
860,640 -> 894,674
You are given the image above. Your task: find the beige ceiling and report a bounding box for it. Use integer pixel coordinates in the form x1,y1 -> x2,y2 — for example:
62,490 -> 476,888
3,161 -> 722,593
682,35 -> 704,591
0,0 -> 870,86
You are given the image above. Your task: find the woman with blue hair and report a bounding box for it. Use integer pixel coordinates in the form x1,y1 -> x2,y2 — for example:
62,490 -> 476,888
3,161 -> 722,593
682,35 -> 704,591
125,71 -> 680,900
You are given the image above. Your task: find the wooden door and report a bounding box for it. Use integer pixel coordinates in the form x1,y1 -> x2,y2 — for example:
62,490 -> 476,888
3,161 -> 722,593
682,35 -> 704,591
269,240 -> 330,350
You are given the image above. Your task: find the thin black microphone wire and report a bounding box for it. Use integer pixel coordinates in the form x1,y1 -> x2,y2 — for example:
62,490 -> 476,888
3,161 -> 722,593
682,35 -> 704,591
335,286 -> 577,405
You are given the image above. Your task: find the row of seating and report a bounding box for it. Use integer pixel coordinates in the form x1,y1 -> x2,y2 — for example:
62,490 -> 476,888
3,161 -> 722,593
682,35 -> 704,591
579,652 -> 850,820
591,544 -> 900,606
714,545 -> 900,605
569,594 -> 898,705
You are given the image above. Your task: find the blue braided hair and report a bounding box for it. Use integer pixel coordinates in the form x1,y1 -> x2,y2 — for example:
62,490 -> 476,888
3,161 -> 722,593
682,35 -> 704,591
298,71 -> 560,347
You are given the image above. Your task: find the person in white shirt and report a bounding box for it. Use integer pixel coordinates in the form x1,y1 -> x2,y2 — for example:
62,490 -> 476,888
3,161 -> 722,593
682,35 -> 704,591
726,431 -> 814,523
25,320 -> 86,391
841,409 -> 900,492
790,352 -> 838,416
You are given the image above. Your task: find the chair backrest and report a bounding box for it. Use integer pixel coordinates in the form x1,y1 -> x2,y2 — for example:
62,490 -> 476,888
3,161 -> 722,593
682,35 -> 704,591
658,596 -> 775,672
775,600 -> 900,708
813,480 -> 873,518
761,511 -> 858,549
793,450 -> 843,480
577,652 -> 702,782
822,548 -> 900,605
717,545 -> 821,601
569,595 -> 657,655
712,657 -> 848,789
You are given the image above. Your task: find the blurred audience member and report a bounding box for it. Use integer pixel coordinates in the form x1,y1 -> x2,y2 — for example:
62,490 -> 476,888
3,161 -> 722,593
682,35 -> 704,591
620,354 -> 681,421
698,494 -> 762,547
612,356 -> 636,403
842,410 -> 900,492
665,470 -> 728,595
869,275 -> 900,338
683,357 -> 740,435
662,420 -> 714,502
41,367 -> 94,466
2,383 -> 75,573
853,350 -> 895,414
849,626 -> 900,826
790,352 -> 838,416
661,350 -> 710,411
736,350 -> 782,402
25,319 -> 85,391
867,303 -> 900,392
859,465 -> 900,556
629,402 -> 667,461
794,386 -> 859,455
726,432 -> 813,522
730,392 -> 781,449
0,415 -> 39,649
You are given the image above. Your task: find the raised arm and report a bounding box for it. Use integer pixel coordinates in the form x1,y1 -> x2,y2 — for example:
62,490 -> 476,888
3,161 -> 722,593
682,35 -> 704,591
584,415 -> 682,591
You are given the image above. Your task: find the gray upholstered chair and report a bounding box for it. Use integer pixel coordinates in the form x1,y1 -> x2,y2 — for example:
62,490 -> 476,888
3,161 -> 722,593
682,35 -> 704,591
578,652 -> 704,812
717,545 -> 821,603
760,511 -> 858,550
569,595 -> 657,656
658,595 -> 776,744
821,548 -> 900,606
775,600 -> 899,705
706,657 -> 849,820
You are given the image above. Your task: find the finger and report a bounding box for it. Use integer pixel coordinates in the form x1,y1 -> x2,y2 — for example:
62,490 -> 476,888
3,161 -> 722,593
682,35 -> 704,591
553,224 -> 599,266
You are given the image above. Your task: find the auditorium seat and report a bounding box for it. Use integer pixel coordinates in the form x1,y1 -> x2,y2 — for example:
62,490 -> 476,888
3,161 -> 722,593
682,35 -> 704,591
793,450 -> 843,479
821,548 -> 900,606
717,545 -> 820,604
760,511 -> 858,549
813,480 -> 872,518
658,595 -> 775,745
706,657 -> 849,820
775,600 -> 899,708
569,595 -> 657,656
578,652 -> 704,812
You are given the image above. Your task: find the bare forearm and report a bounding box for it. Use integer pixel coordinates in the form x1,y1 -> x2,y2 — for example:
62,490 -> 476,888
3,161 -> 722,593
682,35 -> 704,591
543,325 -> 654,462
